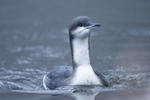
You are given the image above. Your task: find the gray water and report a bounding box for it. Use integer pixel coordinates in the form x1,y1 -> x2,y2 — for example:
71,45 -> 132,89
0,0 -> 150,100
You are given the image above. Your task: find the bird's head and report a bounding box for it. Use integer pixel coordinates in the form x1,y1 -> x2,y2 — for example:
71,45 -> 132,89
69,16 -> 101,39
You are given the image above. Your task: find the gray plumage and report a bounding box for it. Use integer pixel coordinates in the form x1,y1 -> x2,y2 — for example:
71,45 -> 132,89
43,66 -> 72,89
69,16 -> 91,33
43,16 -> 110,89
44,67 -> 109,89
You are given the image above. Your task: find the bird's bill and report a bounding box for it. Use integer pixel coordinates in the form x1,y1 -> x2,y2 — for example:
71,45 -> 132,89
87,24 -> 101,29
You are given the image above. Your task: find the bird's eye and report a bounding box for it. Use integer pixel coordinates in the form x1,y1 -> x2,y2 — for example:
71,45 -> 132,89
78,23 -> 82,27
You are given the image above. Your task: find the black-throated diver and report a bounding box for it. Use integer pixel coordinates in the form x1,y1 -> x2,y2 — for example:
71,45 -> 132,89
43,16 -> 109,89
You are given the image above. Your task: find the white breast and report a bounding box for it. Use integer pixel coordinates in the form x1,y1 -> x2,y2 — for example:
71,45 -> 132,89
70,65 -> 102,85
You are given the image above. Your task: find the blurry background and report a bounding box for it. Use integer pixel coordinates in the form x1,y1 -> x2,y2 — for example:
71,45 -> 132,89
0,0 -> 150,100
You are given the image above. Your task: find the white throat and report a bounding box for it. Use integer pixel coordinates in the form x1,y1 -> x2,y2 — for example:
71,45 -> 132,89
72,37 -> 90,66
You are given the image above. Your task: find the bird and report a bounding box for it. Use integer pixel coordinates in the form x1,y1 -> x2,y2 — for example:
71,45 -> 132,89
43,16 -> 109,89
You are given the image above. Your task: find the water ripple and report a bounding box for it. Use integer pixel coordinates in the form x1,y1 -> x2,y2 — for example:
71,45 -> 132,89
0,66 -> 150,92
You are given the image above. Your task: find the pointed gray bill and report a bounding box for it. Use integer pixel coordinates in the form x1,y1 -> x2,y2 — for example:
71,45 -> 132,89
87,24 -> 101,29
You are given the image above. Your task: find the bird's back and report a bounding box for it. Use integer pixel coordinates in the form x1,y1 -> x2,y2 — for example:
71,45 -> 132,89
94,71 -> 110,87
43,66 -> 72,89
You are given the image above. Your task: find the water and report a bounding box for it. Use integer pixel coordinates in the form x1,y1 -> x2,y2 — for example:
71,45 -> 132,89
0,0 -> 150,100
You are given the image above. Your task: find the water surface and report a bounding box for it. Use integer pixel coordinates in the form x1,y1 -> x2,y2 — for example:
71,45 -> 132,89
0,0 -> 150,100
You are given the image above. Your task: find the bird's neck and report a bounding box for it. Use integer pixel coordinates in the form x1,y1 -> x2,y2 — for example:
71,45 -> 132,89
70,36 -> 101,86
71,37 -> 91,67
